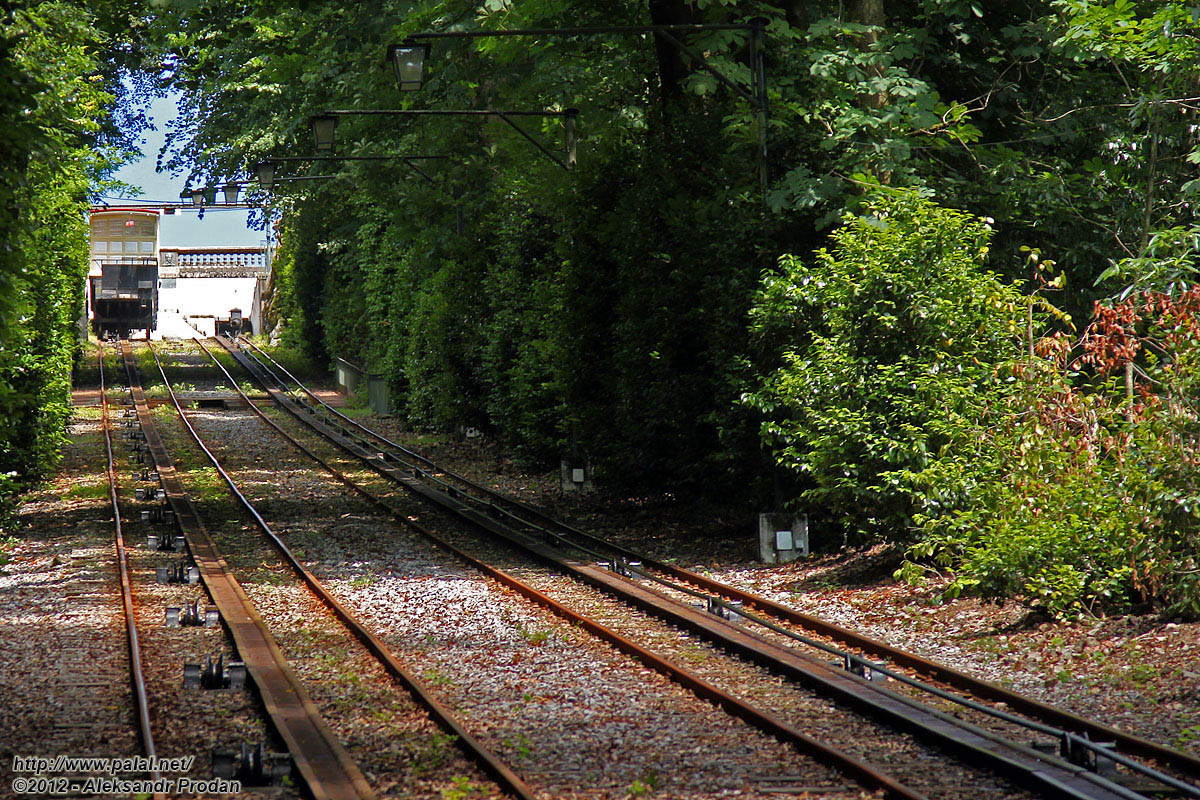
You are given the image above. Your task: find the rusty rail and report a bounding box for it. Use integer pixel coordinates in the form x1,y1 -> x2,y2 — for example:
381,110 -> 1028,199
235,334 -> 1200,781
98,344 -> 162,796
204,337 -> 927,799
220,335 -> 1179,800
118,341 -> 375,800
364,470 -> 1150,800
163,340 -> 537,800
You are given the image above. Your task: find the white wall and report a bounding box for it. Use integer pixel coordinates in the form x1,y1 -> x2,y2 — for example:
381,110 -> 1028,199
156,277 -> 258,339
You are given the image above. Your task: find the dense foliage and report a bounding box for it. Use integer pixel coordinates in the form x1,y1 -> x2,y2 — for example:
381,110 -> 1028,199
149,0 -> 780,492
751,189 -> 1200,617
0,2 -> 139,519
43,0 -> 1194,616
744,193 -> 1027,539
896,286 -> 1200,619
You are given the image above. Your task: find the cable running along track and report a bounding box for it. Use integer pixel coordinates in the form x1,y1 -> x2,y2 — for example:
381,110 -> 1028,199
97,344 -> 162,796
215,334 -> 1200,800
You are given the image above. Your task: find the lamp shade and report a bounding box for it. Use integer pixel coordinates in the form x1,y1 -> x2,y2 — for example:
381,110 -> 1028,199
255,161 -> 276,190
190,190 -> 204,207
387,41 -> 430,92
222,183 -> 240,204
201,186 -> 218,206
311,115 -> 339,155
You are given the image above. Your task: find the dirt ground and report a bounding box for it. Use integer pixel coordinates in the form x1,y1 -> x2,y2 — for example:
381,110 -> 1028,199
361,425 -> 1200,760
4,383 -> 1197,796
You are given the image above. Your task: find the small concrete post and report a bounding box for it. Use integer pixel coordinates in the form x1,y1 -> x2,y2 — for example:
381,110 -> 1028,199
335,357 -> 362,396
560,459 -> 593,493
758,513 -> 808,563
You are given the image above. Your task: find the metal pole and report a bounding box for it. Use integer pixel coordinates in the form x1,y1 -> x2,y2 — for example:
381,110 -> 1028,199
407,24 -> 756,41
565,108 -> 579,168
323,109 -> 568,117
265,155 -> 448,162
495,111 -> 570,171
319,109 -> 573,171
657,30 -> 758,105
751,17 -> 769,200
394,22 -> 771,201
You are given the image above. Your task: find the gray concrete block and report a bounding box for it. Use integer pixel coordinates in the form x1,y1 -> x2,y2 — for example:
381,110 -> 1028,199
758,513 -> 808,563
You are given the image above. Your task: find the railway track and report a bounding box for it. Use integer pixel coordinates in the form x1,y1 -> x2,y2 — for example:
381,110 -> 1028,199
162,335 -> 926,796
97,345 -> 162,797
94,342 -> 302,797
224,337 -> 1196,776
209,333 -> 1200,800
118,340 -> 377,800
143,340 -> 535,800
161,340 -> 924,796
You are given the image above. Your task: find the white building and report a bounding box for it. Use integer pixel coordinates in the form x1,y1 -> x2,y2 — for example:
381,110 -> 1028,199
157,246 -> 270,338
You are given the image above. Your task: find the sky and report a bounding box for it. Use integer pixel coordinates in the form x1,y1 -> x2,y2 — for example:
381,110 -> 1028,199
105,92 -> 266,248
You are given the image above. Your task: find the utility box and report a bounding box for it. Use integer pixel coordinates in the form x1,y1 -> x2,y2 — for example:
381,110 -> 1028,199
336,357 -> 388,414
335,357 -> 361,396
758,513 -> 808,563
367,375 -> 389,415
560,459 -> 594,493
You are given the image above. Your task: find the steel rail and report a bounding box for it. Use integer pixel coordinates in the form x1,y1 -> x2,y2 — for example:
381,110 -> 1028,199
362,473 -> 1149,800
118,341 -> 376,800
510,516 -> 1200,778
230,352 -> 1178,791
166,340 -> 537,800
235,334 -> 1200,780
98,344 -> 163,796
216,337 -> 1156,800
201,337 -> 927,799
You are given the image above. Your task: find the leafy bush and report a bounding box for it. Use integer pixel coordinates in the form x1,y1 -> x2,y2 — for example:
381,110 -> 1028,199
744,191 -> 1025,540
904,289 -> 1200,618
902,357 -> 1145,617
750,193 -> 1200,617
0,3 -> 126,523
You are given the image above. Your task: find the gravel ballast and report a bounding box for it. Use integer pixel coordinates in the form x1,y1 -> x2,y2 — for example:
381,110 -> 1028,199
166,392 -> 870,799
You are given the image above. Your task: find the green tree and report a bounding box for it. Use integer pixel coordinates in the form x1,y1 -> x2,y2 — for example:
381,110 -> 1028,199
138,0 -> 1200,508
0,0 -> 144,519
744,191 -> 1026,539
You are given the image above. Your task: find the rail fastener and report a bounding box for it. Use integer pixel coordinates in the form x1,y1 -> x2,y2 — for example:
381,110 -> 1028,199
184,654 -> 247,691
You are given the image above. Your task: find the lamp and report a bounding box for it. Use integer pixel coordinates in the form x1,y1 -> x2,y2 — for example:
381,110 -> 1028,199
222,183 -> 240,204
310,114 -> 339,155
190,190 -> 204,207
255,161 -> 276,190
387,40 -> 430,92
201,186 -> 218,206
